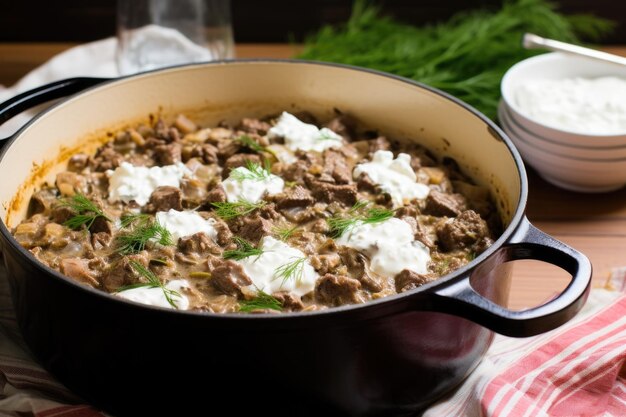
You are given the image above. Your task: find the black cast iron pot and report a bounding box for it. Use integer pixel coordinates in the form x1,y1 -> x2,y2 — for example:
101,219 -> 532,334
0,60 -> 591,416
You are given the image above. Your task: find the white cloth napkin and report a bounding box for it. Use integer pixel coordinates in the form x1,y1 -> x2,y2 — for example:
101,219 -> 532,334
0,26 -> 215,139
0,38 -> 118,139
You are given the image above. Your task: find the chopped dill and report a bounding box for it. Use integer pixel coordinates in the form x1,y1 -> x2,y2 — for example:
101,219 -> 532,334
223,236 -> 264,261
349,200 -> 370,213
116,218 -> 173,255
211,200 -> 267,220
239,289 -> 283,313
120,213 -> 150,228
272,224 -> 298,241
327,206 -> 394,238
273,256 -> 306,286
116,260 -> 182,309
235,135 -> 278,158
229,160 -> 272,182
60,193 -> 111,230
284,181 -> 297,188
235,134 -> 265,153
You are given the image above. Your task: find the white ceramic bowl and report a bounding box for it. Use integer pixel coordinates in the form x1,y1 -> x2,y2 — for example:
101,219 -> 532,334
501,52 -> 626,148
499,101 -> 626,161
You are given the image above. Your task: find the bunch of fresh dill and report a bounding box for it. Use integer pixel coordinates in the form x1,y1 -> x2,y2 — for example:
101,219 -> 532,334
298,0 -> 613,120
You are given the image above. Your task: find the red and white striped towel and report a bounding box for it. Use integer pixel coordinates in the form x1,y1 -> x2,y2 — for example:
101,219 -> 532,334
426,268 -> 626,417
1,267 -> 625,416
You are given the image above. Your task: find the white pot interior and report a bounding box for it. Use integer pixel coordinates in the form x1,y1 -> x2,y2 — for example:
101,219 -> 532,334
0,61 -> 522,229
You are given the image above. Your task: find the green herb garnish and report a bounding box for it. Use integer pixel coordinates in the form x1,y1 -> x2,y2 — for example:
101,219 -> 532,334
318,130 -> 339,141
272,224 -> 298,241
223,236 -> 264,261
327,206 -> 394,238
116,260 -> 182,309
234,135 -> 279,159
298,0 -> 613,120
239,289 -> 283,313
273,256 -> 307,286
116,218 -> 172,255
61,193 -> 111,230
229,160 -> 272,182
350,200 -> 370,213
120,213 -> 150,228
211,200 -> 267,220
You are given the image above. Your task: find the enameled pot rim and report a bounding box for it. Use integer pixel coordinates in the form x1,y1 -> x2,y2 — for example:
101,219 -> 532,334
0,58 -> 528,322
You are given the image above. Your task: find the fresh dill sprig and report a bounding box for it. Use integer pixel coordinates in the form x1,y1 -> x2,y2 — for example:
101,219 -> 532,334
60,193 -> 111,230
235,135 -> 265,153
327,205 -> 394,238
120,213 -> 150,228
116,260 -> 181,309
229,160 -> 272,182
273,256 -> 306,286
272,224 -> 298,241
211,200 -> 267,220
298,0 -> 614,120
116,218 -> 173,255
235,135 -> 278,158
350,200 -> 370,212
239,289 -> 283,313
223,236 -> 264,260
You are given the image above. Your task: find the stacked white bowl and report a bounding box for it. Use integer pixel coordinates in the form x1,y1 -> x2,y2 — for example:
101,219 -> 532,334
500,52 -> 626,193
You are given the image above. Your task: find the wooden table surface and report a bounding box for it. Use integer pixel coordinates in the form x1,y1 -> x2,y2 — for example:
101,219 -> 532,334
1,42 -> 625,310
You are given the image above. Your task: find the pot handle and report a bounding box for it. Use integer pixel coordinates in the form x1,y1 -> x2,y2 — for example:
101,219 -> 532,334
0,77 -> 110,142
431,217 -> 592,337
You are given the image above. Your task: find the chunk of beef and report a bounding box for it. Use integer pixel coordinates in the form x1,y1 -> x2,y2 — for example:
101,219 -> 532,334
101,254 -> 149,292
309,181 -> 357,206
206,185 -> 227,204
239,118 -> 272,135
272,291 -> 304,312
367,136 -> 390,155
50,204 -> 76,224
55,172 -> 87,196
238,215 -> 272,243
210,260 -> 252,298
29,189 -> 58,215
217,140 -> 241,161
154,143 -> 182,165
212,217 -> 233,246
257,203 -> 282,221
309,253 -> 341,276
60,258 -> 99,287
315,273 -> 362,306
281,159 -> 311,183
90,146 -> 124,172
339,247 -> 383,292
356,172 -> 377,192
276,186 -> 315,210
89,216 -> 113,235
147,186 -> 183,212
223,153 -> 261,176
323,150 -> 351,184
325,114 -> 357,140
91,232 -> 113,251
423,190 -> 467,217
394,269 -> 436,293
179,232 -> 222,255
67,154 -> 89,172
193,143 -> 219,164
436,210 -> 490,252
414,220 -> 436,249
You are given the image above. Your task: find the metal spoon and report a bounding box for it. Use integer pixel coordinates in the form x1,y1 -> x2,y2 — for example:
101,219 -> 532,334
523,33 -> 626,67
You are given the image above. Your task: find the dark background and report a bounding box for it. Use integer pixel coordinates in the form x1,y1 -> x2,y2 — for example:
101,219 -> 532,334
0,0 -> 625,44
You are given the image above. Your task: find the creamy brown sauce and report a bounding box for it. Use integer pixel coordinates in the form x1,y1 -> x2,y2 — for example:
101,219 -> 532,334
11,110 -> 501,313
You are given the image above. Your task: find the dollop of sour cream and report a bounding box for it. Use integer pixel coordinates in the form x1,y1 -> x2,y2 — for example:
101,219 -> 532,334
337,217 -> 430,277
155,209 -> 217,242
267,111 -> 343,152
514,76 -> 626,135
237,236 -> 318,297
117,279 -> 191,310
222,165 -> 284,203
107,162 -> 191,206
353,150 -> 429,208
